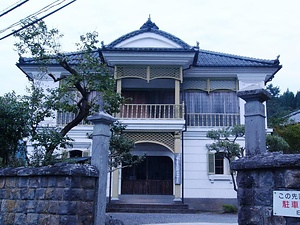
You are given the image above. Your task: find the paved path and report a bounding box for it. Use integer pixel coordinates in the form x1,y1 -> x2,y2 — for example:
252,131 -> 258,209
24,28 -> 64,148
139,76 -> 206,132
108,212 -> 238,225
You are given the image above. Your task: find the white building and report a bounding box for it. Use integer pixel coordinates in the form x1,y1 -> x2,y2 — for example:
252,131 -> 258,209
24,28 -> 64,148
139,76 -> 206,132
17,18 -> 281,211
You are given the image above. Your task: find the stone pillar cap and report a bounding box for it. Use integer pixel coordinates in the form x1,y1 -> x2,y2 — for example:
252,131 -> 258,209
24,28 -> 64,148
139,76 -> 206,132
237,88 -> 271,102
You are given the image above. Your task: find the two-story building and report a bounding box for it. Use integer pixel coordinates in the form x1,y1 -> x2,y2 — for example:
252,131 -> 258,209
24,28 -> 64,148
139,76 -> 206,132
16,18 -> 281,211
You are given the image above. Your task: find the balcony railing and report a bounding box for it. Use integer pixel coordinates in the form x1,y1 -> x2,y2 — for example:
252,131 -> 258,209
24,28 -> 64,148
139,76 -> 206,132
56,108 -> 240,127
186,113 -> 240,127
117,104 -> 184,119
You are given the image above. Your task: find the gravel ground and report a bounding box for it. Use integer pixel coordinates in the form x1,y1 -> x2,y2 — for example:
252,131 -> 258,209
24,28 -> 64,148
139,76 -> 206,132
107,212 -> 238,225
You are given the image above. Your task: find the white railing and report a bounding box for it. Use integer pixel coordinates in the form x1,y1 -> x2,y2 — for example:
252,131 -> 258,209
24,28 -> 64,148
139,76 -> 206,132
117,104 -> 184,119
186,113 -> 240,127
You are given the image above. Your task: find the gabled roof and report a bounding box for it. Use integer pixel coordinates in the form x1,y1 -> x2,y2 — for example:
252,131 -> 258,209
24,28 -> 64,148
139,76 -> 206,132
17,18 -> 282,74
105,17 -> 191,50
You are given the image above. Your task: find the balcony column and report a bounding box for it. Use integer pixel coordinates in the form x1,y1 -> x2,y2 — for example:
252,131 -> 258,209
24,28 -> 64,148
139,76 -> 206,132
111,169 -> 120,201
174,131 -> 182,202
175,80 -> 180,105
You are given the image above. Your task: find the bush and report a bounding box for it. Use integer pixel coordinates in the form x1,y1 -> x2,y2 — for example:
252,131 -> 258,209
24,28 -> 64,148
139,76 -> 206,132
222,204 -> 238,213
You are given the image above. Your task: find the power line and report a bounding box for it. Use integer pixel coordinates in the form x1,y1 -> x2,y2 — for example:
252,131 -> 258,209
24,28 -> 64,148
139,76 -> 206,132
0,0 -> 77,41
0,0 -> 66,34
0,0 -> 29,17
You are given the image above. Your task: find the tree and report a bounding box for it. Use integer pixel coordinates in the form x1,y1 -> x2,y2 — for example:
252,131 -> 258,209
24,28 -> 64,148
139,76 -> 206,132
206,125 -> 245,192
206,125 -> 291,191
266,134 -> 290,153
0,92 -> 30,166
275,124 -> 300,154
14,19 -> 123,156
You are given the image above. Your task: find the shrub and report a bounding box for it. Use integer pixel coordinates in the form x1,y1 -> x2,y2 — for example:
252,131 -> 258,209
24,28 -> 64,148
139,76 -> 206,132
222,204 -> 238,213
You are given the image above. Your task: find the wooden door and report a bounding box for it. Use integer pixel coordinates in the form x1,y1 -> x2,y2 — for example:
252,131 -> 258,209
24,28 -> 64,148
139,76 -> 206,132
121,156 -> 173,195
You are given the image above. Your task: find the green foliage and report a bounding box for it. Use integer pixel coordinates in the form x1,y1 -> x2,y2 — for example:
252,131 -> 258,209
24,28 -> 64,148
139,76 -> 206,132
266,134 -> 290,153
222,204 -> 238,214
0,92 -> 30,166
275,124 -> 300,154
13,18 -> 124,157
206,125 -> 245,160
109,121 -> 144,171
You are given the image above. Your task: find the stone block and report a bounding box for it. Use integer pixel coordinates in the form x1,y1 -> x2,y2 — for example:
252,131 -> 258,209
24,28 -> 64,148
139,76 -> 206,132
2,212 -> 15,225
284,170 -> 300,188
254,188 -> 273,206
54,188 -> 64,200
5,177 -> 16,188
70,176 -> 82,188
13,213 -> 27,225
35,188 -> 45,200
38,214 -> 51,225
47,177 -> 57,187
58,201 -> 77,215
78,215 -> 94,225
28,177 -> 40,188
77,202 -> 94,216
36,201 -> 49,214
238,205 -> 264,225
85,189 -> 96,201
10,188 -> 21,200
26,200 -> 37,213
59,215 -> 77,225
48,200 -> 59,214
14,200 -> 26,213
237,188 -> 254,206
81,177 -> 97,189
258,171 -> 275,188
18,177 -> 28,188
26,213 -> 39,224
45,188 -> 55,200
0,178 -> 5,188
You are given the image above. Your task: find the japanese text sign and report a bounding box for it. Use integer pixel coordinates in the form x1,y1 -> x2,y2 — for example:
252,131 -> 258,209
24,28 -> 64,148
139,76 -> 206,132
273,191 -> 300,217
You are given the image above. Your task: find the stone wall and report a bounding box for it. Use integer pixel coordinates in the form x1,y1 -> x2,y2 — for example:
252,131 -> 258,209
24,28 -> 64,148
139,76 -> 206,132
231,153 -> 300,225
0,163 -> 99,225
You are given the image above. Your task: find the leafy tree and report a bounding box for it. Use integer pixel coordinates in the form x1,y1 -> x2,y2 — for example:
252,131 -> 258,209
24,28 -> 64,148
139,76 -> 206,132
0,92 -> 30,166
275,124 -> 300,154
109,121 -> 144,172
207,125 -> 292,191
266,134 -> 290,153
14,19 -> 123,156
206,125 -> 245,192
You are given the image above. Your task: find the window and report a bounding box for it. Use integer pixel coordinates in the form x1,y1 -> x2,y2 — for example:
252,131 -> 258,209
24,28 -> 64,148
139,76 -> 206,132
208,152 -> 225,174
208,152 -> 233,183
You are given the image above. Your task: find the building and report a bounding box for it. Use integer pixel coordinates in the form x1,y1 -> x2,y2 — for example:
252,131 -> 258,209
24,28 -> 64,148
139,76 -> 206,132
16,18 -> 281,211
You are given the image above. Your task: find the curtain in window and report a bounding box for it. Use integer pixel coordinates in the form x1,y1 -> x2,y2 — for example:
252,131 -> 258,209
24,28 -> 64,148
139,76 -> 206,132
181,91 -> 239,114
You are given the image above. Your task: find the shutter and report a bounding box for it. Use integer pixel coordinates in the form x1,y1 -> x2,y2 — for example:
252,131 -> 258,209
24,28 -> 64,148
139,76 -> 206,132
208,152 -> 215,174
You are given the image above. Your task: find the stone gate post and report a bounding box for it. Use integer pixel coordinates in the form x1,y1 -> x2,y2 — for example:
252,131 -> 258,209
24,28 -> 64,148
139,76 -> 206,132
232,88 -> 300,225
88,112 -> 116,225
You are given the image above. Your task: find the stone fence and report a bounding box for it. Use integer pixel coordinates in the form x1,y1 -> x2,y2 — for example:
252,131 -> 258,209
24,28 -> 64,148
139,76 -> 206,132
232,153 -> 300,225
0,163 -> 98,225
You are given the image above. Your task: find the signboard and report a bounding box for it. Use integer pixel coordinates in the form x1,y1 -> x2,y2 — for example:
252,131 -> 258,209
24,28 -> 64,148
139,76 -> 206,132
174,153 -> 181,184
273,191 -> 300,217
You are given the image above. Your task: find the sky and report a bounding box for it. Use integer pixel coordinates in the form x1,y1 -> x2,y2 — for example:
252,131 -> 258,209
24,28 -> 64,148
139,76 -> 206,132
0,0 -> 299,96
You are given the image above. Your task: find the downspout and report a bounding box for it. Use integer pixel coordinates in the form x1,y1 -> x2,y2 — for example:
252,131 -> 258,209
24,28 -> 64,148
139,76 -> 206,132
181,103 -> 187,204
181,47 -> 198,204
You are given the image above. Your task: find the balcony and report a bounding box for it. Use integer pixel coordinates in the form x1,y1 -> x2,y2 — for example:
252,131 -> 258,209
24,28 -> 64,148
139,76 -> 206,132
56,107 -> 240,128
117,104 -> 184,120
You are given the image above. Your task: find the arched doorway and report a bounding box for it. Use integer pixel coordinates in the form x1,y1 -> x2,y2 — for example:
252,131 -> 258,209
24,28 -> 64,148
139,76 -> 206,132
121,156 -> 173,195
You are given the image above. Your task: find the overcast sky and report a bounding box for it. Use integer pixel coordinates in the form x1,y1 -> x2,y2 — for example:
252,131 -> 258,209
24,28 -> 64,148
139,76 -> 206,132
0,0 -> 299,96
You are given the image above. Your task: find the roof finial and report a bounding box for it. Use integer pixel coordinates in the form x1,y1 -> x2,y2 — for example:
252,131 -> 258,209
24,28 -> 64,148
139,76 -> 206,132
140,16 -> 159,30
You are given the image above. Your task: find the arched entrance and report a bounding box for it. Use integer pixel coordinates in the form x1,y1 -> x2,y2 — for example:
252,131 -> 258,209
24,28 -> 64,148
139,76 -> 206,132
121,156 -> 173,195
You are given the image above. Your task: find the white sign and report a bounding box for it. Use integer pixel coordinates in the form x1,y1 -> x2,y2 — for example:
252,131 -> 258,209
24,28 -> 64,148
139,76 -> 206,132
273,191 -> 300,217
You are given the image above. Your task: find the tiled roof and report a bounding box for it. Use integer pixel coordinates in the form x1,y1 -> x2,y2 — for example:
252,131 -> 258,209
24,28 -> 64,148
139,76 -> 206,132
105,18 -> 191,50
196,49 -> 280,67
17,18 -> 281,69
